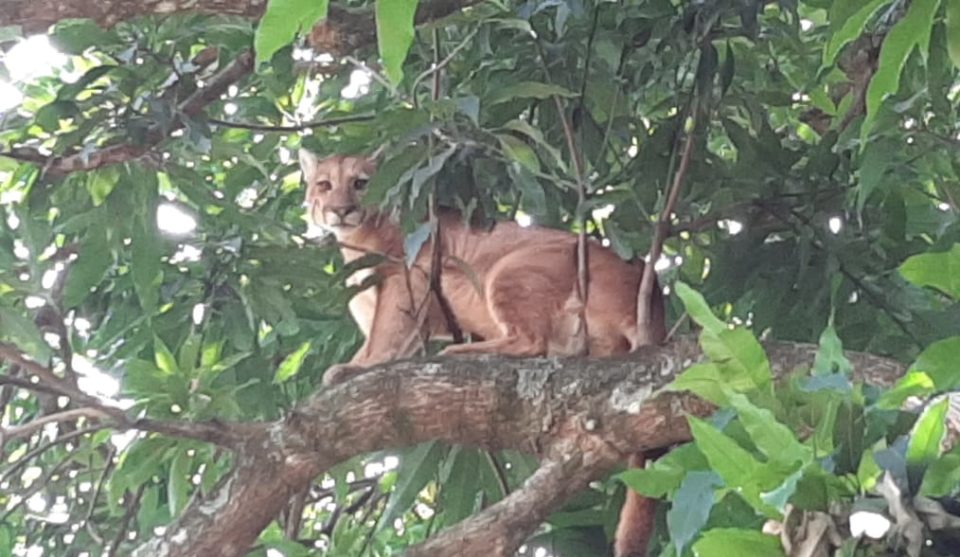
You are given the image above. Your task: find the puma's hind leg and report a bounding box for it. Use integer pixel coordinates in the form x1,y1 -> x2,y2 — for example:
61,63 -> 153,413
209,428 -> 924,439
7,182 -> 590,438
439,245 -> 576,358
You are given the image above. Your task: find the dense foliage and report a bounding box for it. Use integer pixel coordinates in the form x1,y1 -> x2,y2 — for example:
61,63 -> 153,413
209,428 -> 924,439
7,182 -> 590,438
1,0 -> 959,555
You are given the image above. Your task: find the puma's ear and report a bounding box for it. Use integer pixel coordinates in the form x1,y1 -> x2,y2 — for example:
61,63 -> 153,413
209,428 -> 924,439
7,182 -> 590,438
298,148 -> 319,180
366,144 -> 387,167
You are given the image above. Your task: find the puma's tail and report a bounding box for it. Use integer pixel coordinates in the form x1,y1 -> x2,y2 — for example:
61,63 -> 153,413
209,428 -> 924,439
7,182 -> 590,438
613,453 -> 657,557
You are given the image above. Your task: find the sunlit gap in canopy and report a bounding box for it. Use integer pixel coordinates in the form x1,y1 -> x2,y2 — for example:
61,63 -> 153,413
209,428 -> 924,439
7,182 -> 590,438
0,35 -> 70,112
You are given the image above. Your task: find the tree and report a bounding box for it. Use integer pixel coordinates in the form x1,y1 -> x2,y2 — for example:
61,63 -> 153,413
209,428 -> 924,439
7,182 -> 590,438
1,0 -> 959,556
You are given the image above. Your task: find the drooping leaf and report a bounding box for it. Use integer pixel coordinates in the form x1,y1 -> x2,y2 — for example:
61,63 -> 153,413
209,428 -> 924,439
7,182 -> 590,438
692,528 -> 785,557
376,0 -> 419,85
0,307 -> 52,363
273,341 -> 311,383
727,393 -> 812,467
487,81 -> 577,105
667,471 -> 723,555
254,0 -> 330,65
861,0 -> 942,141
899,244 -> 960,300
947,0 -> 960,69
63,229 -> 112,308
905,397 -> 949,491
822,0 -> 891,67
378,442 -> 444,531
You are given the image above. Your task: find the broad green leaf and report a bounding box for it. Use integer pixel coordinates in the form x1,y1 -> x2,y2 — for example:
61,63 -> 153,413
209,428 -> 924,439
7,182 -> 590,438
811,321 -> 852,376
378,441 -> 444,531
877,371 -> 935,410
692,528 -> 785,557
823,0 -> 891,66
85,166 -> 119,206
905,397 -> 949,490
487,81 -> 577,105
0,307 -> 52,363
947,0 -> 960,69
907,336 -> 960,390
154,337 -> 179,375
63,229 -> 112,308
131,216 -> 162,311
168,450 -> 191,516
254,0 -> 330,65
619,466 -> 685,498
899,244 -> 960,299
439,447 -> 486,526
759,468 -> 802,513
403,222 -> 432,268
688,416 -> 759,487
727,393 -> 812,467
667,363 -> 732,405
667,471 -> 722,555
674,282 -> 726,334
919,450 -> 960,496
498,133 -> 541,173
862,0 -> 942,141
273,341 -> 311,383
376,0 -> 419,85
700,328 -> 772,389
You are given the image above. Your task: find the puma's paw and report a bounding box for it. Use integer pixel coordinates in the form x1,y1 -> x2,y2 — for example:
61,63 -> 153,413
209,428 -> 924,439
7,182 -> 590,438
322,363 -> 366,386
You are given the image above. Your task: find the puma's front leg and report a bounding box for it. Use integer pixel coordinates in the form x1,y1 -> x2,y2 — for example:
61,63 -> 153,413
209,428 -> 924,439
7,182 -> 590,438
323,273 -> 426,386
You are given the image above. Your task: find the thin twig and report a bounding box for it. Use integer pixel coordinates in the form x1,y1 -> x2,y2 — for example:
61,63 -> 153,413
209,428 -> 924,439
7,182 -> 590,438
2,407 -> 109,443
107,483 -> 147,557
208,113 -> 377,133
533,39 -> 590,355
0,425 -> 104,484
636,124 -> 696,346
411,28 -> 479,99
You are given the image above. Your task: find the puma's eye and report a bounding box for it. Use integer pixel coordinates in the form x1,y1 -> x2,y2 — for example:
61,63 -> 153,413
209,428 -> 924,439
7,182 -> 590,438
353,178 -> 369,190
315,180 -> 332,192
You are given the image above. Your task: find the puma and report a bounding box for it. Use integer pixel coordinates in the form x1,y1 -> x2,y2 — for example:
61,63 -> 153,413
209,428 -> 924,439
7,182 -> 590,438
300,150 -> 666,557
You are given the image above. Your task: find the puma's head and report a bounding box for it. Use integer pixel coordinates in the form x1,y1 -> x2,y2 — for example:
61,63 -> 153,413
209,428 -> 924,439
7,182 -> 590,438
298,150 -> 376,235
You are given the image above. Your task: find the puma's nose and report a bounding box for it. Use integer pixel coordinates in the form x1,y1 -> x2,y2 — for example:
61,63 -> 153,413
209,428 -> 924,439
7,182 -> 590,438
329,206 -> 357,219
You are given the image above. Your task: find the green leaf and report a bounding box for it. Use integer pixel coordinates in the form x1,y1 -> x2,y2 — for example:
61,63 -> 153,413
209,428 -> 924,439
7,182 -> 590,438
899,244 -> 960,299
862,0 -> 942,141
404,222 -> 432,268
823,0 -> 891,67
273,341 -> 311,383
131,216 -> 163,311
919,449 -> 960,496
908,336 -> 960,390
811,321 -> 853,376
700,328 -> 772,389
947,0 -> 960,69
498,133 -> 541,173
727,393 -> 812,467
154,337 -> 179,375
51,18 -> 119,54
168,450 -> 191,516
692,528 -> 785,557
0,307 -> 52,363
619,467 -> 685,498
378,441 -> 444,531
254,0 -> 330,65
905,397 -> 949,490
376,0 -> 419,85
760,468 -> 803,513
487,81 -> 577,105
688,416 -> 759,488
63,229 -> 112,308
876,371 -> 935,410
667,471 -> 722,555
674,282 -> 726,335
85,166 -> 119,206
667,363 -> 733,405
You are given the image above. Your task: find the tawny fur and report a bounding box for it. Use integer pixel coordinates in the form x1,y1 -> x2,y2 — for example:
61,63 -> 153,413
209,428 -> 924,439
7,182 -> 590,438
300,151 -> 666,556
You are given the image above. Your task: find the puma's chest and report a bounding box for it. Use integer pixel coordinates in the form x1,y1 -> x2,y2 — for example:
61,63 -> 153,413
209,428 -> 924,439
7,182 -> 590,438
345,268 -> 377,336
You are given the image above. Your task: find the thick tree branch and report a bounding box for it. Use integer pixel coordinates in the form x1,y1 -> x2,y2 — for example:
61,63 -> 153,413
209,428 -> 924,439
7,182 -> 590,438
132,338 -> 905,557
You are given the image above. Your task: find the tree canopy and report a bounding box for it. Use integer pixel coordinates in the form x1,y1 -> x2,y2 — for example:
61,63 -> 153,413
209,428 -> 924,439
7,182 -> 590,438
1,0 -> 959,556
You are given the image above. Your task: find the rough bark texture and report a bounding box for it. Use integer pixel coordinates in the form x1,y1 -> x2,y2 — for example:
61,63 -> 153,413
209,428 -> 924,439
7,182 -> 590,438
130,338 -> 905,557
